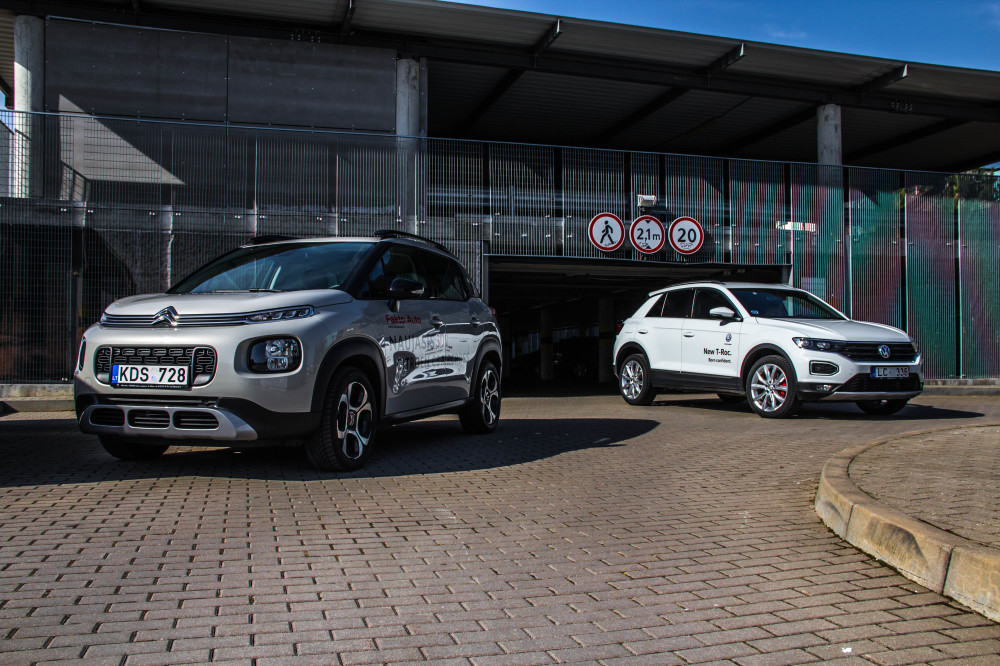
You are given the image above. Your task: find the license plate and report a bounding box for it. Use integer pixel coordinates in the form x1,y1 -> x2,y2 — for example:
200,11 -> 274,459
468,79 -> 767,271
111,364 -> 190,387
871,366 -> 909,379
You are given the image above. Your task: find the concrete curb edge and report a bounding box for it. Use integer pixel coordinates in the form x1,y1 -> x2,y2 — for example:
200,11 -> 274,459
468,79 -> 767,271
815,423 -> 1000,623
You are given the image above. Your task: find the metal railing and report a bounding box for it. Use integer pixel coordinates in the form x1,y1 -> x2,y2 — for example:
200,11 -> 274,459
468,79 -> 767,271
0,110 -> 997,382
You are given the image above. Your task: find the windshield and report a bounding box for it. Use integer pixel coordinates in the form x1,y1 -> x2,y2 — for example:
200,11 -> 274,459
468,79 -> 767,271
168,242 -> 373,294
729,288 -> 846,320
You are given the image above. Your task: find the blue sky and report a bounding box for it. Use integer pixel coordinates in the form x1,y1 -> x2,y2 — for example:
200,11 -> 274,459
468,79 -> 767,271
455,0 -> 1000,72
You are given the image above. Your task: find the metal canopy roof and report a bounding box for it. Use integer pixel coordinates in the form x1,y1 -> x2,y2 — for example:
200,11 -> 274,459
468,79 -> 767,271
1,0 -> 999,170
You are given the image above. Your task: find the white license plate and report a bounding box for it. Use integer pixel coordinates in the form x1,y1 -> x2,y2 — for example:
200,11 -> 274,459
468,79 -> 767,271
871,366 -> 909,379
111,364 -> 190,387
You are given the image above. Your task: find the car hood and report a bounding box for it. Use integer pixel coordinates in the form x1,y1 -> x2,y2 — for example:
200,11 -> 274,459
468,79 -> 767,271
756,318 -> 911,341
106,290 -> 353,316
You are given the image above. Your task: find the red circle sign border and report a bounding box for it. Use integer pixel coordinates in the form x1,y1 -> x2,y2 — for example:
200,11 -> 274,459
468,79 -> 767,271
629,215 -> 666,254
667,216 -> 705,255
588,213 -> 625,252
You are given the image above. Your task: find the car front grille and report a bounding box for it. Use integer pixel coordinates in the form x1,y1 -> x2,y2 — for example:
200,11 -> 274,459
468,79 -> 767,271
127,409 -> 170,428
839,342 -> 918,362
173,411 -> 219,430
94,346 -> 217,385
90,407 -> 125,427
838,373 -> 923,393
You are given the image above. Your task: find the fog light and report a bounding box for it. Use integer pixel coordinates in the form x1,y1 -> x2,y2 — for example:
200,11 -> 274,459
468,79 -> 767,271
817,384 -> 833,392
248,337 -> 301,373
810,361 -> 839,375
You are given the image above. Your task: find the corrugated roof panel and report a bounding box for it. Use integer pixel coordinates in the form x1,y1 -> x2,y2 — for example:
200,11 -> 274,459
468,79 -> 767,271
145,0 -> 344,23
891,65 -> 1000,102
553,21 -> 740,69
428,61 -> 513,134
611,90 -> 752,152
840,108 -> 940,156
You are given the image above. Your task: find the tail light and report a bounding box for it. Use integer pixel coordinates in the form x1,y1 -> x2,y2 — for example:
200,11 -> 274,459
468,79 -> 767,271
615,320 -> 625,335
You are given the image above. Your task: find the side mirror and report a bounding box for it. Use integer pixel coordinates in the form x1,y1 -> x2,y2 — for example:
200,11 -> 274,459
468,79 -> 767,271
388,278 -> 424,311
709,306 -> 739,321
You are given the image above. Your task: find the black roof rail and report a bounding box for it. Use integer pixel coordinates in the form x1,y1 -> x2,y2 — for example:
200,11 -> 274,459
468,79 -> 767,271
373,229 -> 452,254
245,234 -> 298,246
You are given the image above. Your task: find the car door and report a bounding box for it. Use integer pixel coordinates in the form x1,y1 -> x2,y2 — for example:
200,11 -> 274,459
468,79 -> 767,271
646,288 -> 694,374
681,287 -> 742,379
414,249 -> 475,404
358,244 -> 439,415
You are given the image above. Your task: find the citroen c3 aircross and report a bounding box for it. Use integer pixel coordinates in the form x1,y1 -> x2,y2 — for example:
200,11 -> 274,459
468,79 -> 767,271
74,232 -> 502,471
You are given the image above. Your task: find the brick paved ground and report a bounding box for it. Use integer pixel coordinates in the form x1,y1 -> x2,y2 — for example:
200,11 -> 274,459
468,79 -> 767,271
1,394 -> 999,665
850,425 -> 1000,550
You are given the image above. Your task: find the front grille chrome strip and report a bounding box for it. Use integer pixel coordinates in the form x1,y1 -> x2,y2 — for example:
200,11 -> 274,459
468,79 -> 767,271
101,313 -> 248,327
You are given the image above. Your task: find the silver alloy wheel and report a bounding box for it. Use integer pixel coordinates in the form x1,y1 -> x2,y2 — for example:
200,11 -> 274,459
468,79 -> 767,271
621,359 -> 644,400
336,381 -> 373,460
749,363 -> 788,413
479,367 -> 500,426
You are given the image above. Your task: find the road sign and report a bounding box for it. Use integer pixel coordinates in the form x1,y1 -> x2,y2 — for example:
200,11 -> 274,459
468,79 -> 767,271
667,216 -> 705,255
629,215 -> 665,254
588,213 -> 625,251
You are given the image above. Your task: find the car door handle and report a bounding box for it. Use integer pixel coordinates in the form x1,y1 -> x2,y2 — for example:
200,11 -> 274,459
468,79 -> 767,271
637,328 -> 648,334
683,332 -> 695,337
430,316 -> 444,328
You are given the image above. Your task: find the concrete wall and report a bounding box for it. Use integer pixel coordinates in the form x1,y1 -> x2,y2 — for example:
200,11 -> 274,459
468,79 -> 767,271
44,20 -> 397,132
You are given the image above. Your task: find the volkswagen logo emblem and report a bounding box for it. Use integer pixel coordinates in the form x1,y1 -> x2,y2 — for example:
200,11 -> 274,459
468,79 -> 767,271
878,344 -> 891,359
151,306 -> 179,328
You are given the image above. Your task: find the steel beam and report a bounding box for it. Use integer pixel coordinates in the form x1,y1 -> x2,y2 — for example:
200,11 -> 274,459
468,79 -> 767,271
338,0 -> 356,40
847,119 -> 965,162
855,64 -> 908,94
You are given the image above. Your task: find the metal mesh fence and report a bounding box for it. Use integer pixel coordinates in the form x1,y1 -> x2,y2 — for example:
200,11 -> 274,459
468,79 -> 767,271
0,110 -> 998,381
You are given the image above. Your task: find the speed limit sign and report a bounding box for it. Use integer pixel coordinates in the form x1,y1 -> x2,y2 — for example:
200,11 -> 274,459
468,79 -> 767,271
667,216 -> 704,255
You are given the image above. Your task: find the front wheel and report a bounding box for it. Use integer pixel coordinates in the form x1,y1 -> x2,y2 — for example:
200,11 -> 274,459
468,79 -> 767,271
99,435 -> 168,461
856,399 -> 909,415
460,360 -> 501,433
746,355 -> 800,418
619,354 -> 655,406
305,367 -> 377,471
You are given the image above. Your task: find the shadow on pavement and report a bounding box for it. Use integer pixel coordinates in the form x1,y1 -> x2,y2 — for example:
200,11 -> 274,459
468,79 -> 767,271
0,416 -> 659,486
649,394 -> 983,420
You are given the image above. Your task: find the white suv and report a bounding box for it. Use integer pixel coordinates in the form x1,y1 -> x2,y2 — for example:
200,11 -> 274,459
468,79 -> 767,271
613,281 -> 923,418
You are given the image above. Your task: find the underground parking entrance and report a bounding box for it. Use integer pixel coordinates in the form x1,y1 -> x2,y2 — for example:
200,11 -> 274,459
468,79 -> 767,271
486,256 -> 784,392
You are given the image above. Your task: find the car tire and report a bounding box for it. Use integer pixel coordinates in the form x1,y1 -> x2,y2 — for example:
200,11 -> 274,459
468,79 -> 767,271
856,399 -> 909,415
619,353 -> 655,406
305,366 -> 377,472
717,393 -> 747,404
99,435 -> 168,461
746,355 -> 800,418
460,359 -> 501,434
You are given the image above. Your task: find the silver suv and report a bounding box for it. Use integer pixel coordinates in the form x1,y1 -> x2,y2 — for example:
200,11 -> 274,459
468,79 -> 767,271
74,232 -> 502,471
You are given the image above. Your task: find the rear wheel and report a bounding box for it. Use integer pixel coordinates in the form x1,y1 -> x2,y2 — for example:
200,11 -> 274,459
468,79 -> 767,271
460,360 -> 501,433
99,435 -> 168,461
746,355 -> 800,418
305,367 -> 377,472
619,354 -> 655,406
856,399 -> 909,415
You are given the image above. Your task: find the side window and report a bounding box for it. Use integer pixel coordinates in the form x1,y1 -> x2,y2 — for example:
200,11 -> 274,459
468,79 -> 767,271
661,289 -> 694,318
358,246 -> 426,300
691,288 -> 736,319
422,251 -> 468,301
643,294 -> 666,317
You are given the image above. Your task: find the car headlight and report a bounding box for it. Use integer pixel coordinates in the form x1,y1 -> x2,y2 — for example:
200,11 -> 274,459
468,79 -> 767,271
792,337 -> 846,353
246,306 -> 314,323
910,338 -> 919,354
248,337 -> 302,373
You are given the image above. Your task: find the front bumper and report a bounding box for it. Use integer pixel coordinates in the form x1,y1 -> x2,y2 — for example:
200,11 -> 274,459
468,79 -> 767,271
79,402 -> 257,441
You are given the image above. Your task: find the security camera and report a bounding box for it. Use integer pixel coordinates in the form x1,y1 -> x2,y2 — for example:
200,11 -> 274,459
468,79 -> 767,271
636,194 -> 656,208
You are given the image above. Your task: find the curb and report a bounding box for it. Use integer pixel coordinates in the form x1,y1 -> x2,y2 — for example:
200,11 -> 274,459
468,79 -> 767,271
0,397 -> 75,413
815,423 -> 1000,623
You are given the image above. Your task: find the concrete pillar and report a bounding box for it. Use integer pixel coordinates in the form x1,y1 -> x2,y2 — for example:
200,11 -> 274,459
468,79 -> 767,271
395,57 -> 427,232
816,103 -> 842,165
598,297 -> 614,383
539,308 -> 554,381
12,15 -> 44,198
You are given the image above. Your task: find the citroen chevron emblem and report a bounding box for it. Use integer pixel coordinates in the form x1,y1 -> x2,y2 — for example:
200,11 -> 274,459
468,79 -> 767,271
152,306 -> 179,327
878,344 -> 891,359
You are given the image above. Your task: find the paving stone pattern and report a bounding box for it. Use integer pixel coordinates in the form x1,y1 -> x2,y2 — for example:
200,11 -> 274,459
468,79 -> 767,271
1,394 -> 999,665
850,425 -> 1000,550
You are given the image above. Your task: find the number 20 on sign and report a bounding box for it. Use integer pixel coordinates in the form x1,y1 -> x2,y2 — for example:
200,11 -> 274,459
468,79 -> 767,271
668,216 -> 704,255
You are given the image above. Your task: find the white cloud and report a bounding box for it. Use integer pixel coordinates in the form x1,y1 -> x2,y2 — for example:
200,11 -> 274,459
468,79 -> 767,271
763,24 -> 808,41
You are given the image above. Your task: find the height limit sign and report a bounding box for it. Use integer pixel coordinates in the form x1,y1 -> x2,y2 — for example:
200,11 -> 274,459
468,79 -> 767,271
630,215 -> 665,254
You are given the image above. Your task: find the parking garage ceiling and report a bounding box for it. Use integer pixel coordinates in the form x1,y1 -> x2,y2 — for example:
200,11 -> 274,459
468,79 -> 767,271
1,0 -> 999,171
